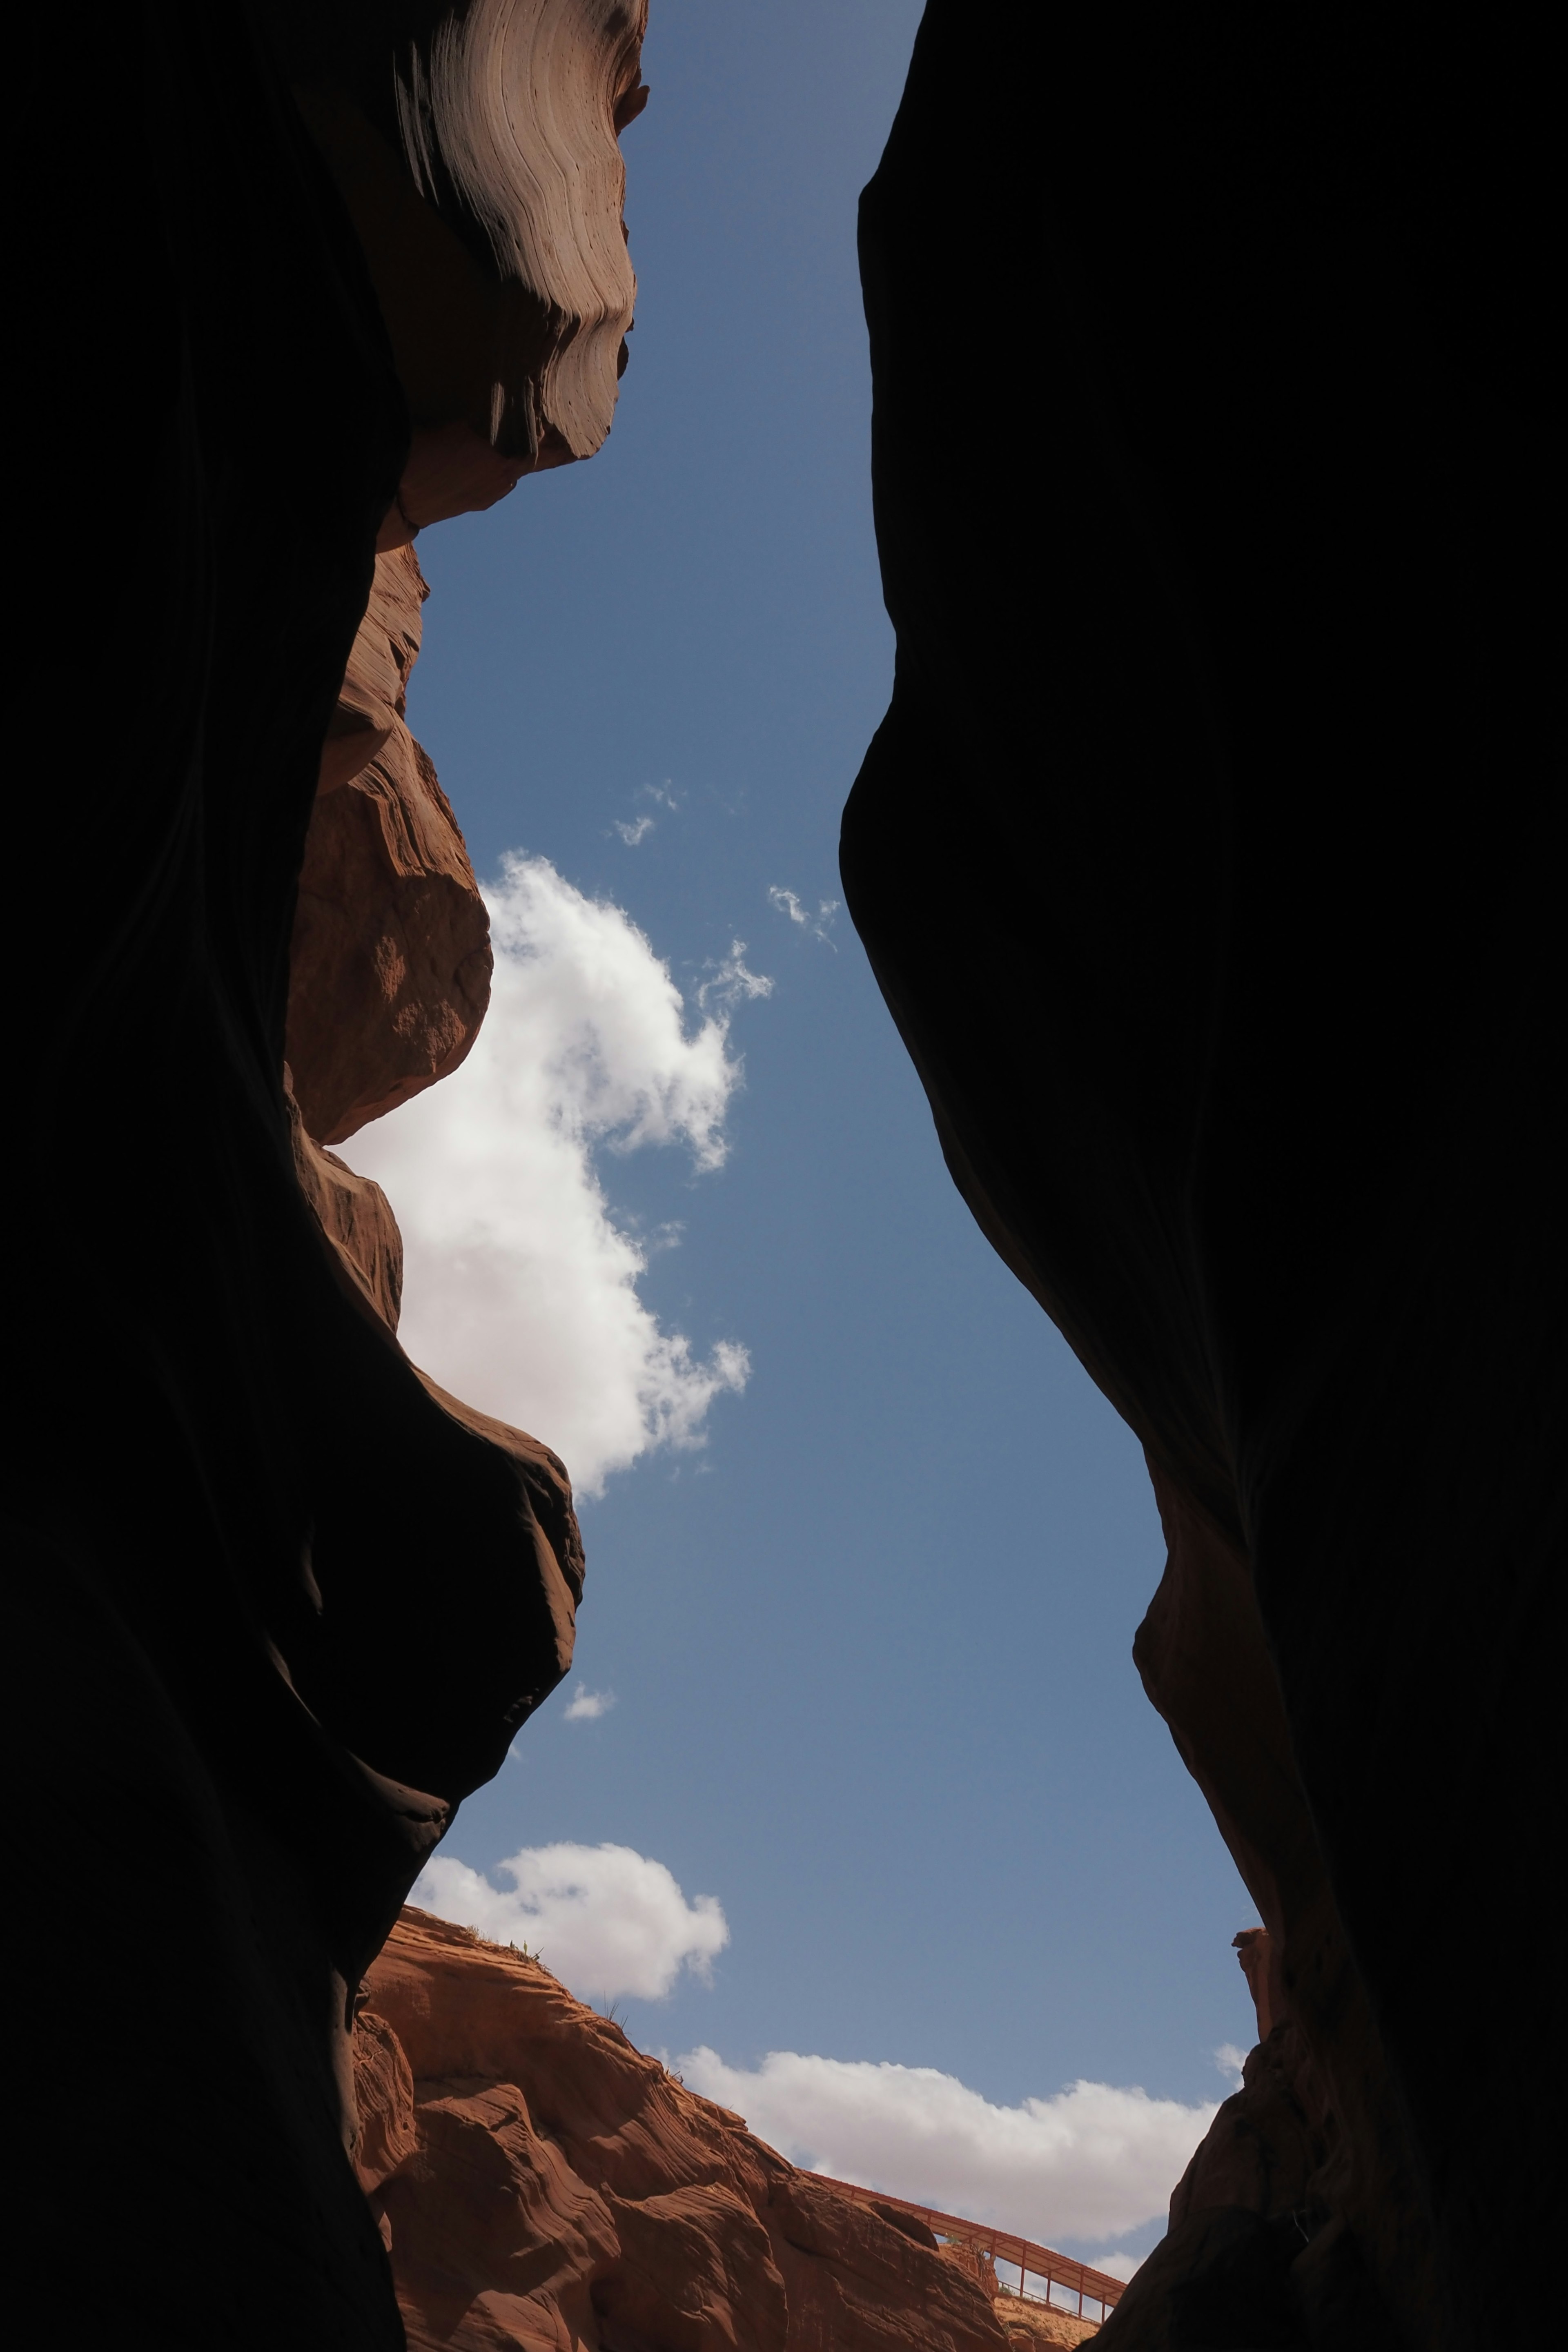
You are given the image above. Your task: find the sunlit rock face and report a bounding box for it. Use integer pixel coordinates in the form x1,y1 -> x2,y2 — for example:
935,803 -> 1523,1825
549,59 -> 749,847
263,0 -> 648,466
842,7 -> 1557,2351
15,4 -> 643,2343
352,1909 -> 1011,2352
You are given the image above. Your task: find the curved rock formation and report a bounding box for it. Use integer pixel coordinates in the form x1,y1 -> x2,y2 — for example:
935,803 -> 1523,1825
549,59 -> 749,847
842,7 -> 1559,2348
263,0 -> 648,479
15,3 -> 642,2341
1097,1929 -> 1397,2349
287,544 -> 494,1143
353,1909 -> 1012,2351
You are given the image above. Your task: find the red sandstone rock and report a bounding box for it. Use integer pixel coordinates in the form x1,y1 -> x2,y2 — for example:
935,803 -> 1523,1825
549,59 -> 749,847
285,2 -> 649,473
287,1074 -> 408,1328
356,1908 -> 1010,2351
286,1071 -> 585,1650
287,546 -> 493,1146
992,2301 -> 1100,2348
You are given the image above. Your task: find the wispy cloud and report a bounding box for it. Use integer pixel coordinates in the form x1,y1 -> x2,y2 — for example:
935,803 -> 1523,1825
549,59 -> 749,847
342,853 -> 758,1491
613,780 -> 680,846
563,1686 -> 616,1721
768,885 -> 840,942
675,2047 -> 1212,2252
414,1842 -> 728,1999
1213,2043 -> 1249,2092
697,940 -> 774,1015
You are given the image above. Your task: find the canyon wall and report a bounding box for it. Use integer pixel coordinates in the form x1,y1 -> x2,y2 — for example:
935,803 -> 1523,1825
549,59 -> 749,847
15,4 -> 644,2342
350,1908 -> 1015,2351
842,6 -> 1559,2348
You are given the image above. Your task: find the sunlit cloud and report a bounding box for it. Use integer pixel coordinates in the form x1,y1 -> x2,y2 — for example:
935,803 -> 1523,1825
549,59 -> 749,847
563,1686 -> 616,1721
415,1842 -> 728,1999
675,2046 -> 1213,2251
342,853 -> 757,1492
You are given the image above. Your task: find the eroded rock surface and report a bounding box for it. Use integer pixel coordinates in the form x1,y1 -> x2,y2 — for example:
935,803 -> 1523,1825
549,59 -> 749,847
267,0 -> 649,473
354,1908 -> 1011,2351
287,544 -> 493,1144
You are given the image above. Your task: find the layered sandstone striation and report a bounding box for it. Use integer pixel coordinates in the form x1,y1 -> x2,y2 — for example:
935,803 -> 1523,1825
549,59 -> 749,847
270,0 -> 649,483
353,1908 -> 1012,2352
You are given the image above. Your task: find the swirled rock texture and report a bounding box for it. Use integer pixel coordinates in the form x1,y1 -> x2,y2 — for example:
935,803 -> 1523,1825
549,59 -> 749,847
354,1909 -> 1012,2351
265,0 -> 648,466
15,3 -> 643,2344
843,7 -> 1559,2350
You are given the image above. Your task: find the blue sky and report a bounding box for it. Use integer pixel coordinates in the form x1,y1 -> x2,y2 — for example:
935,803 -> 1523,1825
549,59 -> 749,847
343,2 -> 1258,2275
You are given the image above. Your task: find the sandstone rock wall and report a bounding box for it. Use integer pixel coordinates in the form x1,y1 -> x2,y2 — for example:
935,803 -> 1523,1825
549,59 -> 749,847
843,6 -> 1559,2345
353,1909 -> 1013,2352
15,4 -> 646,2342
288,544 -> 494,1145
265,0 -> 648,470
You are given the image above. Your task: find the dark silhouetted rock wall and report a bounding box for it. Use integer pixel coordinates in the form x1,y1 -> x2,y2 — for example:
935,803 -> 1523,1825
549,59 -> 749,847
842,7 -> 1560,2347
14,4 -> 644,2341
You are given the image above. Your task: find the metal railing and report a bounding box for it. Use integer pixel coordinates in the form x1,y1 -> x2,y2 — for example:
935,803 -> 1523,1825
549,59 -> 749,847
813,2173 -> 1126,2325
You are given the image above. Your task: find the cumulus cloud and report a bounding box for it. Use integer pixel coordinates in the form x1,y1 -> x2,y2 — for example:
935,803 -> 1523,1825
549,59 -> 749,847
415,1842 -> 728,2000
563,1686 -> 615,1721
768,884 -> 840,941
674,2047 -> 1214,2250
614,815 -> 655,846
342,853 -> 758,1491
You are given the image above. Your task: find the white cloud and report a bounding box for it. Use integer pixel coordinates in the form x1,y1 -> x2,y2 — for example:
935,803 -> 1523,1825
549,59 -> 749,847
697,940 -> 774,1014
767,884 -> 840,941
563,1686 -> 615,1721
1214,2043 -> 1249,2092
341,853 -> 756,1492
674,2047 -> 1213,2249
414,1842 -> 728,1999
1093,2251 -> 1145,2283
612,782 -> 679,844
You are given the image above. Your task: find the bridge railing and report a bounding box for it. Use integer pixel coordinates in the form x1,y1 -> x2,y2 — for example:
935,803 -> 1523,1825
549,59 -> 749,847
813,2174 -> 1127,2324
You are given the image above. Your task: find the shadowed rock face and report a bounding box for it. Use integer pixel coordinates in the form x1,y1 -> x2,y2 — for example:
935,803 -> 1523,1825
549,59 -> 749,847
842,6 -> 1558,2348
352,1909 -> 1011,2352
14,2 -> 640,2341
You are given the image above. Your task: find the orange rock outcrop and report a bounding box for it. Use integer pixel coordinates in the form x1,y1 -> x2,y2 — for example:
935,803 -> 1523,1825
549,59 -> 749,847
354,1909 -> 1012,2352
287,544 -> 493,1146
